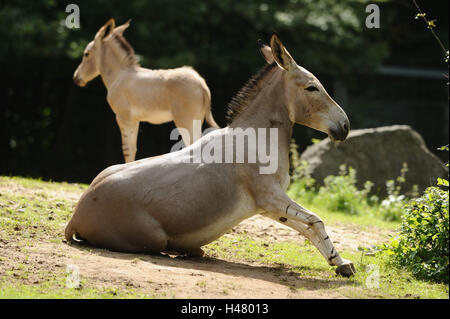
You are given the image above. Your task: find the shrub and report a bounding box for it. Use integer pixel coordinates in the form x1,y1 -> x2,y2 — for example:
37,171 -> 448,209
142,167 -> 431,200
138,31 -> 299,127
382,144 -> 449,283
312,164 -> 377,215
288,140 -> 316,203
382,185 -> 449,283
378,163 -> 418,222
380,1 -> 450,283
288,141 -> 416,220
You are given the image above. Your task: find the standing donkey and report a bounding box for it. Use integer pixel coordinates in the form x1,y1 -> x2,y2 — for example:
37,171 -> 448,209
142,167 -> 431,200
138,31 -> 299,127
73,19 -> 219,162
66,34 -> 355,277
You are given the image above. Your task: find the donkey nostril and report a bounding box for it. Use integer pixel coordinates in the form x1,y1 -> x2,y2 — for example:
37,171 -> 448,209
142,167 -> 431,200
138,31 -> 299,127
341,121 -> 349,133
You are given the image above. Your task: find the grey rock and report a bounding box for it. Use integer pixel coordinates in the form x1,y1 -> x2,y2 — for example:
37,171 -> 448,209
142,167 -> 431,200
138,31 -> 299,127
299,125 -> 448,196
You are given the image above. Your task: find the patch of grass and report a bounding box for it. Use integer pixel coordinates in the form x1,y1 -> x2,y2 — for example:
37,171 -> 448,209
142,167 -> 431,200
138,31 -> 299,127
0,175 -> 88,193
196,280 -> 207,288
0,176 -> 86,243
0,192 -> 71,240
0,280 -> 161,299
205,233 -> 449,299
300,202 -> 400,231
287,188 -> 400,231
206,234 -> 331,275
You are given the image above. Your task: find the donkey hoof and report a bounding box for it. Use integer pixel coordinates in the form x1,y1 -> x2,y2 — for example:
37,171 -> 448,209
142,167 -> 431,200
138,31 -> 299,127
335,261 -> 356,277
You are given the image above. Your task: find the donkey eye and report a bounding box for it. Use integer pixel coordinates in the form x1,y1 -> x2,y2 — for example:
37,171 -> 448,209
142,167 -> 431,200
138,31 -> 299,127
305,86 -> 319,92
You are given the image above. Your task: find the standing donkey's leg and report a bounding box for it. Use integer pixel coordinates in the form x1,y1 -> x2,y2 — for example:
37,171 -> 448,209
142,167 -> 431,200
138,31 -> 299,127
173,117 -> 203,147
171,91 -> 205,147
256,187 -> 355,277
116,116 -> 139,163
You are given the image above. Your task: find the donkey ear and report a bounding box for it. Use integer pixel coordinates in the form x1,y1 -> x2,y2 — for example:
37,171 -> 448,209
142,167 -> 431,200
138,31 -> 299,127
114,19 -> 131,36
258,39 -> 274,64
94,18 -> 115,42
269,33 -> 297,71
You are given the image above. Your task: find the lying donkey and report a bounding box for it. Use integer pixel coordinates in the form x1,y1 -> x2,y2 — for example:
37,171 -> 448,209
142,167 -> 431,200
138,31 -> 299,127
66,34 -> 355,277
73,19 -> 219,162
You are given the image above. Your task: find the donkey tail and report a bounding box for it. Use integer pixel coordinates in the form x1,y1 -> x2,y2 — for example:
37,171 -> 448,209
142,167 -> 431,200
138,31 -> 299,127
65,221 -> 85,243
202,88 -> 220,129
65,222 -> 76,243
205,109 -> 220,129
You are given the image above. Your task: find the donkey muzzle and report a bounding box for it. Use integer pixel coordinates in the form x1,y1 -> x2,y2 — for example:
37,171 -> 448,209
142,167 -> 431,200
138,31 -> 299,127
73,75 -> 86,87
329,120 -> 350,141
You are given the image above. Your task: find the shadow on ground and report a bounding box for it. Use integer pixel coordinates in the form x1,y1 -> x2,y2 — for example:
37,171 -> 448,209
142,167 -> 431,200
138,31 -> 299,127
69,242 -> 358,291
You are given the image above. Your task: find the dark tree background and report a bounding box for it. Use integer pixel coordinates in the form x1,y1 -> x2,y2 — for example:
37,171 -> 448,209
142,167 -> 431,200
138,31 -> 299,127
0,0 -> 448,183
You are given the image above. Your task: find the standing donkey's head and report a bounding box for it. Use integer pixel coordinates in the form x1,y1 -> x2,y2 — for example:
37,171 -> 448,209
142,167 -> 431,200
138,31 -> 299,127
73,18 -> 131,87
260,34 -> 350,141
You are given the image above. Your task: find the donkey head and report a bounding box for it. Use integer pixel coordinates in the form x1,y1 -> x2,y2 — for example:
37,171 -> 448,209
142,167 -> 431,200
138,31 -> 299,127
259,34 -> 350,141
73,19 -> 131,87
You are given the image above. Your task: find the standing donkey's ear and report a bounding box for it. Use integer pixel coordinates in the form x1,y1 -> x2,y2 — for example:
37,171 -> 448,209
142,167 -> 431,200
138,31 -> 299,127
258,39 -> 274,64
269,33 -> 297,71
114,19 -> 131,36
94,18 -> 116,42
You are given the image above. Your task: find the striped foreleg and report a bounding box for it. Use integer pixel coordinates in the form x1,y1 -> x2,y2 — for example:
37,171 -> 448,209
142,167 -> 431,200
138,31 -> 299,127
116,116 -> 139,163
260,190 -> 355,276
284,204 -> 344,266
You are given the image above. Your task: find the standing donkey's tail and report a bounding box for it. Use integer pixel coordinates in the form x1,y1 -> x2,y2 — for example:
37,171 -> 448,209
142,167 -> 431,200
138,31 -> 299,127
205,109 -> 220,129
202,85 -> 220,129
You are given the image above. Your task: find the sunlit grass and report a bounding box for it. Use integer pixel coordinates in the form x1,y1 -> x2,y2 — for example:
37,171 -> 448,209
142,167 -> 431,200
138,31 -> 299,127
0,175 -> 88,192
287,186 -> 401,231
0,278 -> 161,299
205,233 -> 449,299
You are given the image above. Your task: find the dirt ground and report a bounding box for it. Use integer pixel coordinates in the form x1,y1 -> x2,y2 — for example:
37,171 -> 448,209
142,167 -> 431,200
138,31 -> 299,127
0,180 -> 393,298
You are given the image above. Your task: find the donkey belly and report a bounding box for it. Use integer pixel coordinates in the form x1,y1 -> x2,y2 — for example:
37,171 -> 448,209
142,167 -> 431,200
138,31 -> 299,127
143,108 -> 173,124
166,191 -> 259,251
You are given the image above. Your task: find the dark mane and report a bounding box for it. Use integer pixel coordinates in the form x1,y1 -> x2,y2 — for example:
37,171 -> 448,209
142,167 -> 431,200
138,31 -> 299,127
113,33 -> 132,54
226,62 -> 277,124
109,32 -> 139,66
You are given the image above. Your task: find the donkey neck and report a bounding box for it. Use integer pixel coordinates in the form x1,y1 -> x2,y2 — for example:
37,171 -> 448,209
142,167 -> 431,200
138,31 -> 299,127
230,68 -> 294,181
230,68 -> 292,136
99,44 -> 135,89
230,68 -> 289,127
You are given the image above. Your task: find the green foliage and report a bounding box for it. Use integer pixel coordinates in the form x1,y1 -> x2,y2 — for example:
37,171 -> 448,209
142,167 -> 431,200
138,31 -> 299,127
413,0 -> 449,65
379,163 -> 418,222
381,185 -> 449,284
312,165 -> 377,215
289,140 -> 316,203
382,144 -> 449,284
288,141 -> 413,221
